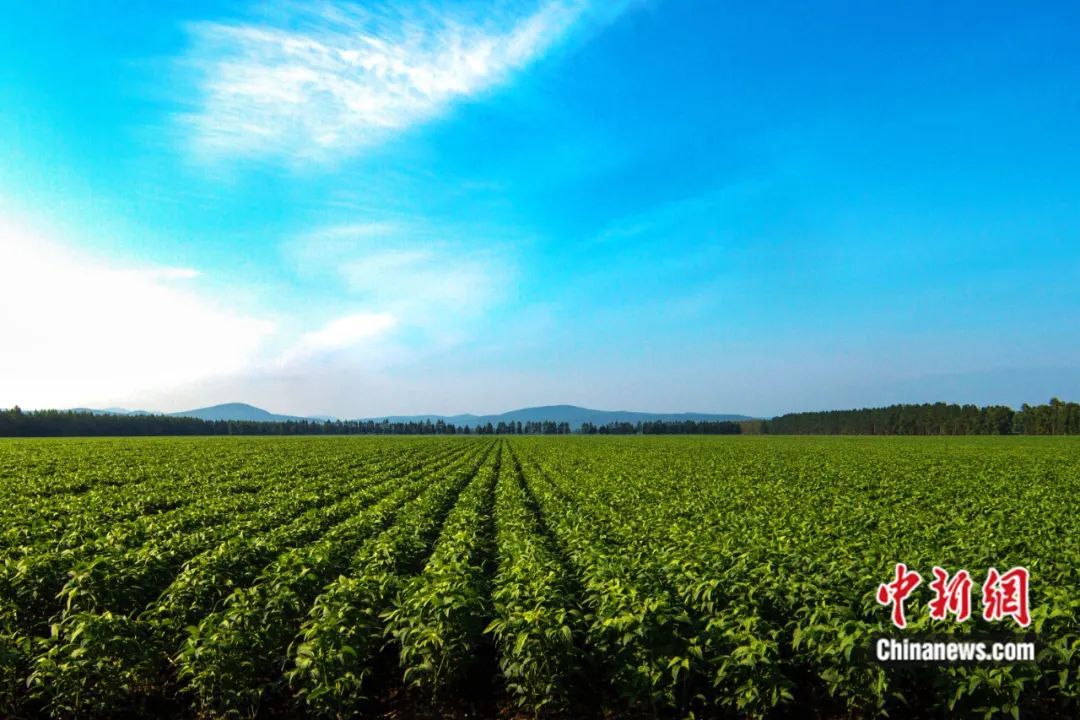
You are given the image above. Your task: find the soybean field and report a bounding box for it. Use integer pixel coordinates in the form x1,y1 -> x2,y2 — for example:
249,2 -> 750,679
1,436 -> 1078,718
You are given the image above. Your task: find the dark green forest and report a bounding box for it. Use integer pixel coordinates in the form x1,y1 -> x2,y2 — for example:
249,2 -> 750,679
0,409 -> 575,437
0,399 -> 1077,436
761,398 -> 1080,435
581,420 -> 742,434
0,409 -> 467,437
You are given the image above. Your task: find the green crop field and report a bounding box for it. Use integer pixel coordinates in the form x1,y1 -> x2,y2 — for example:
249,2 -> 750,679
1,436 -> 1077,718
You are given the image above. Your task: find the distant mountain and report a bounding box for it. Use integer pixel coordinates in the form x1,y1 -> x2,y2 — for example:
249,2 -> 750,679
169,403 -> 318,423
371,404 -> 753,430
69,407 -> 152,416
70,403 -> 328,423
68,403 -> 750,429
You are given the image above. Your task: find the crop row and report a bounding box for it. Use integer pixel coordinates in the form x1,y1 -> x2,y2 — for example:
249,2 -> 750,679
2,438 -> 486,716
1,435 -> 1078,718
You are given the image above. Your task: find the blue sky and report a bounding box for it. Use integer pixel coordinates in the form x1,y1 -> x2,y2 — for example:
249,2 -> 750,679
1,0 -> 1078,417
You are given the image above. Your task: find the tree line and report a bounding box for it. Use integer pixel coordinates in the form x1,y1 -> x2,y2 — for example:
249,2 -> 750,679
580,420 -> 742,435
0,409 -> 467,437
2,399 -> 1077,437
0,408 -> 581,437
474,420 -> 573,434
762,398 -> 1080,435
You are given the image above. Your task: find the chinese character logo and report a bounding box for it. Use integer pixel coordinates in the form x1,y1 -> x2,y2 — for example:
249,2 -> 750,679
982,566 -> 1031,627
878,564 -> 1031,628
877,563 -> 922,629
928,566 -> 973,622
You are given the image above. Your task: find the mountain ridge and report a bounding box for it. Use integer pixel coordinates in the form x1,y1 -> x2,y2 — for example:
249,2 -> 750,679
71,403 -> 325,423
374,404 -> 752,429
71,402 -> 753,429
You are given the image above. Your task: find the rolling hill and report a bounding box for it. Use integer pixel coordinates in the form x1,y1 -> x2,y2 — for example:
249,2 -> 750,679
71,403 -> 328,423
372,404 -> 752,430
70,403 -> 751,429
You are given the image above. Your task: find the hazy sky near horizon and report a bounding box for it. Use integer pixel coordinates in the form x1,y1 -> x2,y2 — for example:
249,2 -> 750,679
1,0 -> 1078,418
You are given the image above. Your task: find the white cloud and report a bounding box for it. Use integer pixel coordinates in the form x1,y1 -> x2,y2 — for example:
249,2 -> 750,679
181,0 -> 605,162
341,248 -> 498,310
278,311 -> 397,366
0,213 -> 512,411
285,221 -> 514,322
0,218 -> 275,409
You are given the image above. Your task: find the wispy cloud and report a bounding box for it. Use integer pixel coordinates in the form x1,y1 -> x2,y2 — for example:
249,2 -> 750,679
181,0 -> 614,163
283,220 -> 518,362
287,220 -> 515,314
278,311 -> 397,366
340,248 -> 501,311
